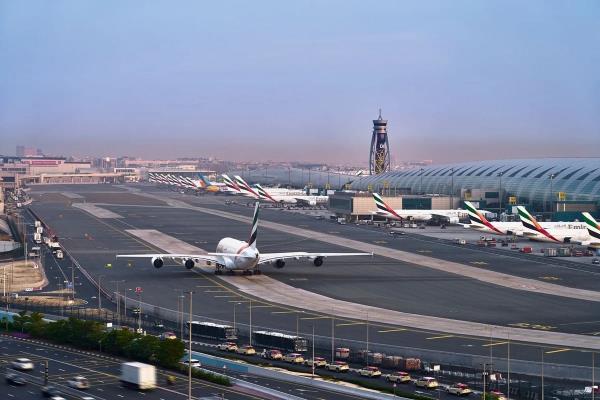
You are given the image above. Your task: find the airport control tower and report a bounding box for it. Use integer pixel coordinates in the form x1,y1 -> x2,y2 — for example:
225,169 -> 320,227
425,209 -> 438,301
369,110 -> 391,175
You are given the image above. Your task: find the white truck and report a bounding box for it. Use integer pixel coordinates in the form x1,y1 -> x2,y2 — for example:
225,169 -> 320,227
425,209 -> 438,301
34,233 -> 42,244
56,249 -> 64,259
120,362 -> 156,390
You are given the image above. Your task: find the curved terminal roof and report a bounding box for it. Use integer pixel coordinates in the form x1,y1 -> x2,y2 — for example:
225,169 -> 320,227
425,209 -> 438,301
350,158 -> 600,203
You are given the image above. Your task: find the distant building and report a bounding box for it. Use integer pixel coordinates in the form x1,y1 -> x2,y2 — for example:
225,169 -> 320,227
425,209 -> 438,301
16,145 -> 42,158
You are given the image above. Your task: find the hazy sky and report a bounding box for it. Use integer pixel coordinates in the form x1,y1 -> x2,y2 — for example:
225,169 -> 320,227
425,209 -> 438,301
1,1 -> 599,164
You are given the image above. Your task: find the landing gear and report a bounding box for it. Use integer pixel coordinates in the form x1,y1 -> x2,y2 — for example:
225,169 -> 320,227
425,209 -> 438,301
227,269 -> 236,275
215,264 -> 224,275
252,269 -> 262,275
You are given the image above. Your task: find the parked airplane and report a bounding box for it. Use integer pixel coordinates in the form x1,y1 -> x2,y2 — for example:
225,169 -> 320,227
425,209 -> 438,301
117,203 -> 370,274
372,193 -> 467,223
581,213 -> 600,249
517,206 -> 589,243
463,201 -> 523,235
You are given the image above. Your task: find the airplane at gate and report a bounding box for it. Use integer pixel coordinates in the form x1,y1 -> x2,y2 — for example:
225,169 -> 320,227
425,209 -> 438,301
517,206 -> 590,243
117,203 -> 371,274
372,193 -> 467,223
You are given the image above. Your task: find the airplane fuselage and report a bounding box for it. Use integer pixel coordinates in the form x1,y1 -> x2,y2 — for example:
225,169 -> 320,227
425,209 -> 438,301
215,237 -> 259,270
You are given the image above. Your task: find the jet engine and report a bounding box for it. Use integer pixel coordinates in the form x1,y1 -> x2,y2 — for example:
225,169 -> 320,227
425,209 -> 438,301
185,259 -> 195,269
275,259 -> 285,269
313,256 -> 324,267
448,216 -> 459,224
152,257 -> 164,269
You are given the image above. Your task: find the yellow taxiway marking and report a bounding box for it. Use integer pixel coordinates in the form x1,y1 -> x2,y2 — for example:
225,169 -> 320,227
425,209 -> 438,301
336,322 -> 366,327
378,328 -> 407,333
373,240 -> 388,244
426,335 -> 454,340
539,276 -> 561,281
508,322 -> 555,331
545,348 -> 571,354
271,310 -> 297,314
301,316 -> 331,320
483,341 -> 510,347
417,250 -> 432,253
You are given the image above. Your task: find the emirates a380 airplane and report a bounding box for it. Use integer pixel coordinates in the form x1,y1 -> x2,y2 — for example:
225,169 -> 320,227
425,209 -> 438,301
117,203 -> 371,274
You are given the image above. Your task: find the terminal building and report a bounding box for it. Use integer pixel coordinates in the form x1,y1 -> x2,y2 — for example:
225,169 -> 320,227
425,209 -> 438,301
348,158 -> 600,217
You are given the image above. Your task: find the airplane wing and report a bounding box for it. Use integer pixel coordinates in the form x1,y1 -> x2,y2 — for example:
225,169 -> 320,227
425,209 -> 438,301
258,252 -> 371,264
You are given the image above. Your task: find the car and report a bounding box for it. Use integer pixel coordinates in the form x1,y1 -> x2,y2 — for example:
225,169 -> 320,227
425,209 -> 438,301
5,372 -> 26,385
261,349 -> 283,360
180,359 -> 201,368
415,376 -> 439,389
11,357 -> 34,371
592,258 -> 599,265
131,307 -> 141,314
282,353 -> 305,364
303,357 -> 327,368
358,366 -> 381,378
67,376 -> 90,390
387,371 -> 411,383
217,342 -> 238,352
236,345 -> 256,355
160,331 -> 177,340
50,396 -> 67,400
41,385 -> 62,397
447,383 -> 472,396
326,361 -> 350,372
485,391 -> 507,400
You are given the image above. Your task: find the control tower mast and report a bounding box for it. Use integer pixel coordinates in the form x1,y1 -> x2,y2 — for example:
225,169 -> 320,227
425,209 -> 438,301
369,109 -> 391,175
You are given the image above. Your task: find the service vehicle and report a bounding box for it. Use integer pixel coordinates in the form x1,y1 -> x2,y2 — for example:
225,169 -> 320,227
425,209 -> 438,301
5,372 -> 26,385
447,383 -> 472,396
67,376 -> 90,390
326,361 -> 350,372
120,362 -> 156,390
282,353 -> 305,364
216,342 -> 238,352
387,371 -> 411,383
236,345 -> 256,355
592,258 -> 599,265
11,358 -> 34,371
415,376 -> 439,388
520,246 -> 533,254
253,330 -> 307,352
358,366 -> 381,378
261,349 -> 283,360
56,249 -> 64,259
188,321 -> 237,340
303,357 -> 327,367
180,359 -> 201,368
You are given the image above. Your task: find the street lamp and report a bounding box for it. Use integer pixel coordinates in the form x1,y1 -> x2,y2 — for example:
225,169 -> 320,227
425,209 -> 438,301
249,299 -> 253,346
110,280 -> 125,326
185,291 -> 194,400
497,171 -> 504,218
548,173 -> 556,214
97,275 -> 104,311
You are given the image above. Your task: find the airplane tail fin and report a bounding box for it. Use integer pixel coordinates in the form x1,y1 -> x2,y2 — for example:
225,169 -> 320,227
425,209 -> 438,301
255,184 -> 277,202
517,206 -> 560,242
235,175 -> 260,198
372,193 -> 402,220
582,212 -> 600,240
200,175 -> 212,186
464,201 -> 486,226
248,202 -> 259,249
222,174 -> 239,191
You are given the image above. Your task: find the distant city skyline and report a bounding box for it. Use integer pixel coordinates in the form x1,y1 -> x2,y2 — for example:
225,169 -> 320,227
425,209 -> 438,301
1,1 -> 599,165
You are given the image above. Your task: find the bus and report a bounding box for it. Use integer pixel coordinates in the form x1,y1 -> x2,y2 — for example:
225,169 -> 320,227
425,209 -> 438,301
253,331 -> 308,352
187,321 -> 237,341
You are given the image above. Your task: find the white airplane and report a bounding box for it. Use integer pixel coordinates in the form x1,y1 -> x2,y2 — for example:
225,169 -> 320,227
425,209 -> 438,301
372,193 -> 467,224
517,206 -> 589,243
117,202 -> 371,274
580,213 -> 600,249
464,201 -> 524,236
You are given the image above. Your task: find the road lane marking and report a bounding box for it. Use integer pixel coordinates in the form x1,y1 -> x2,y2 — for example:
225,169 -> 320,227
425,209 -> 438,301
482,341 -> 510,347
426,335 -> 454,340
271,310 -> 297,314
300,316 -> 331,320
336,322 -> 366,327
377,328 -> 407,333
214,295 -> 239,298
545,348 -> 571,354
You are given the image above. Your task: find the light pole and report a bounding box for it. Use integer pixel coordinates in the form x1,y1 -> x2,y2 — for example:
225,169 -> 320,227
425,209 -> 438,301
331,313 -> 335,364
185,291 -> 194,400
548,173 -> 556,214
311,324 -> 315,378
110,280 -> 125,326
366,313 -> 370,368
497,171 -> 504,218
249,299 -> 253,346
592,351 -> 595,400
450,168 -> 455,208
97,275 -> 104,311
137,292 -> 142,332
507,330 -> 511,400
541,348 -> 544,400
